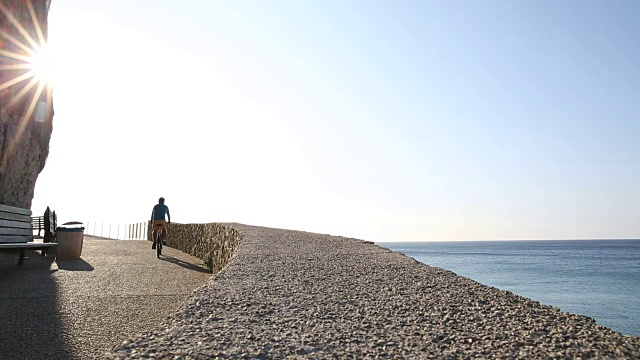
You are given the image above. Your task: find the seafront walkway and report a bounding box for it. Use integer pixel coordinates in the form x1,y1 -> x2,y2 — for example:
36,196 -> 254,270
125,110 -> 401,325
0,236 -> 211,359
109,224 -> 640,359
3,226 -> 640,359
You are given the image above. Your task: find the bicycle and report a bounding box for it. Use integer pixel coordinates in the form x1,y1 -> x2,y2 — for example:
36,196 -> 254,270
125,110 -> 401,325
154,223 -> 163,258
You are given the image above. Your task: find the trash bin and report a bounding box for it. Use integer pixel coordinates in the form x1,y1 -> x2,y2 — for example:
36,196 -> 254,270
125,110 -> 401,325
56,222 -> 85,259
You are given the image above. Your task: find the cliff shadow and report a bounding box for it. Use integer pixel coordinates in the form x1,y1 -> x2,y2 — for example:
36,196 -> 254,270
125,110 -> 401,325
0,250 -> 72,359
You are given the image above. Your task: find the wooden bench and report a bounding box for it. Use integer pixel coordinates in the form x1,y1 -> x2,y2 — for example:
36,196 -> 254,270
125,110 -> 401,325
31,206 -> 57,242
0,204 -> 57,265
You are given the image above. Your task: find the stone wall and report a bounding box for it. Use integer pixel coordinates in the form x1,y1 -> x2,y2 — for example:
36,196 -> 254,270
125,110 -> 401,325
149,222 -> 242,273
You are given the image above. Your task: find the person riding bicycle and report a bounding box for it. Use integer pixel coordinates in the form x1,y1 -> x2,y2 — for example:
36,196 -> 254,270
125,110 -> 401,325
151,197 -> 170,249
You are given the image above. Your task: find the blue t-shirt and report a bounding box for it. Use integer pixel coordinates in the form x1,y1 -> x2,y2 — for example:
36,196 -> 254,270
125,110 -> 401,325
151,204 -> 170,221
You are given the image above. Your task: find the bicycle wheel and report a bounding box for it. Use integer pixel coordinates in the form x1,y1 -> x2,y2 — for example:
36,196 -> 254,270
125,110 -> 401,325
156,232 -> 162,258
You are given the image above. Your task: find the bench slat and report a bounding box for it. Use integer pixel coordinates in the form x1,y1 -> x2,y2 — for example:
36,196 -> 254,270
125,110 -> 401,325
0,227 -> 32,236
0,219 -> 33,229
0,242 -> 57,249
0,204 -> 32,216
0,235 -> 34,243
0,211 -> 31,223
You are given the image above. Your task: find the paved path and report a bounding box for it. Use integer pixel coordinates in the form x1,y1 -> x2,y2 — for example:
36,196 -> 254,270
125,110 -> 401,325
0,236 -> 211,360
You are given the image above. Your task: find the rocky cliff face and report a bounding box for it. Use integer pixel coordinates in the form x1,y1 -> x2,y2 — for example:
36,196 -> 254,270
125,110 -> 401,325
0,108 -> 52,208
0,0 -> 53,209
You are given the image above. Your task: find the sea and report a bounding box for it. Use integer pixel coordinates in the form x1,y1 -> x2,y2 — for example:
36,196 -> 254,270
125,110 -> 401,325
377,240 -> 640,337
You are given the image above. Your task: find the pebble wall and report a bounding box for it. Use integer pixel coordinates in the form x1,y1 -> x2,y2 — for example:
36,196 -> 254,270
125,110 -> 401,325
149,222 -> 241,272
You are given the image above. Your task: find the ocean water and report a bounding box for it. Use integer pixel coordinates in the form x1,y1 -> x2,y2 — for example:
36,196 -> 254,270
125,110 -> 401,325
378,240 -> 640,337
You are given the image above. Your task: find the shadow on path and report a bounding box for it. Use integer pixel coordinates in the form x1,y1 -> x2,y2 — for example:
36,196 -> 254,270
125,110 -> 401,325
161,255 -> 210,273
2,238 -> 212,359
0,251 -> 72,359
56,257 -> 94,271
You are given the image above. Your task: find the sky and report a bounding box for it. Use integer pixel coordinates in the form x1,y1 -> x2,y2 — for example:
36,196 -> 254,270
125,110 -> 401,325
29,0 -> 640,241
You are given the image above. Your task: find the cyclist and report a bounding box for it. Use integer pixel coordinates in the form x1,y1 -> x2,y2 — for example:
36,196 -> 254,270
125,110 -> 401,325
151,197 -> 171,249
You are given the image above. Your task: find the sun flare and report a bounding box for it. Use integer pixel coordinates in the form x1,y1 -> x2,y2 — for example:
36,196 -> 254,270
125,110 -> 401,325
0,0 -> 52,119
29,45 -> 54,85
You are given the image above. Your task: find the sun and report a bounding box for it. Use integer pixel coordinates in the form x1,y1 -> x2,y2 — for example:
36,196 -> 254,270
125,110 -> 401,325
0,0 -> 54,86
0,0 -> 53,112
0,0 -> 54,137
29,45 -> 54,85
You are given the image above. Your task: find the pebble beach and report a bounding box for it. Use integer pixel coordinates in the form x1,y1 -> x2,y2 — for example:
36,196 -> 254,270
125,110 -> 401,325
109,224 -> 640,359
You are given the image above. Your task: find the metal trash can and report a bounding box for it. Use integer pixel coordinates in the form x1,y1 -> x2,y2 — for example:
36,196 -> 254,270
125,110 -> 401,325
56,221 -> 85,259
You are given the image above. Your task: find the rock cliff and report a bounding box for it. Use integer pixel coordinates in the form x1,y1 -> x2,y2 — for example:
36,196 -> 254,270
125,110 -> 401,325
0,0 -> 53,208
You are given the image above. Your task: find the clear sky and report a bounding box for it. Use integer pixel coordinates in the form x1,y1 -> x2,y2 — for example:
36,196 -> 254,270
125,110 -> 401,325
30,0 -> 639,241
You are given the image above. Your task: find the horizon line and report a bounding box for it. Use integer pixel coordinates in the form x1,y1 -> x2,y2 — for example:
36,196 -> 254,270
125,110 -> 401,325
375,238 -> 640,243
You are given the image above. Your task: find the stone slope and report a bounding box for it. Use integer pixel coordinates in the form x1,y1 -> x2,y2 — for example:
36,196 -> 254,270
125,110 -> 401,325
109,224 -> 640,359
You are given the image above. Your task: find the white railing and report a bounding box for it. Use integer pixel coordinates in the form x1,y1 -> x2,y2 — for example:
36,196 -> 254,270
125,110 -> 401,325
83,221 -> 148,240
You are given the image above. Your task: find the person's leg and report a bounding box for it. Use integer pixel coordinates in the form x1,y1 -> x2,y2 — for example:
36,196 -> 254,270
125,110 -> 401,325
151,222 -> 157,248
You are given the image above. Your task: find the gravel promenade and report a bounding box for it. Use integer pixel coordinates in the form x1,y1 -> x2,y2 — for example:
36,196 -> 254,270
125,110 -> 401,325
109,224 -> 640,359
0,236 -> 211,360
